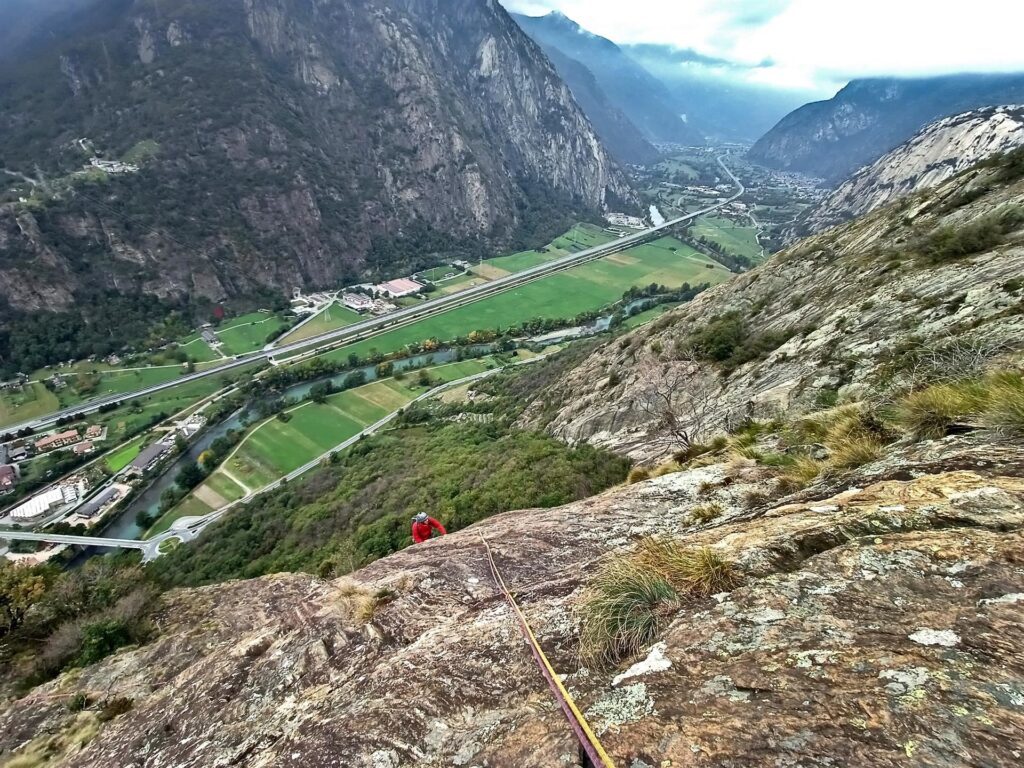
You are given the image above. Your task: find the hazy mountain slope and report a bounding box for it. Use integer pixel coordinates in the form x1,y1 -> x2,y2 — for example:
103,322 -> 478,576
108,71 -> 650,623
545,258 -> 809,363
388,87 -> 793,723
804,105 -> 1024,234
749,73 -> 1024,181
512,11 -> 703,146
520,153 -> 1024,462
0,0 -> 633,314
623,43 -> 814,143
537,45 -> 660,165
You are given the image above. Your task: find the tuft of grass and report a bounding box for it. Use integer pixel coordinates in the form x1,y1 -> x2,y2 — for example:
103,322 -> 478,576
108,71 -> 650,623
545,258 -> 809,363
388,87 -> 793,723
893,380 -> 987,439
776,455 -> 826,493
982,372 -> 1024,435
578,559 -> 680,666
690,502 -> 724,524
337,580 -> 381,625
579,541 -> 740,665
828,433 -> 885,470
627,466 -> 652,484
651,461 -> 682,478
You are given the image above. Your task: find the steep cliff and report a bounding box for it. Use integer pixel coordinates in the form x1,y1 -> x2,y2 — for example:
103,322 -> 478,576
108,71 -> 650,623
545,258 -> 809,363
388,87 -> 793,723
535,45 -> 661,165
512,11 -> 704,146
803,106 -> 1024,234
749,74 -> 1024,181
0,0 -> 634,312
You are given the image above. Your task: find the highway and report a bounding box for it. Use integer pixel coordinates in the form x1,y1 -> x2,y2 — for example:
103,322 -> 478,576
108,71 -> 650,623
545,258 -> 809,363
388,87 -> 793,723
5,154 -> 743,435
0,356 -> 550,562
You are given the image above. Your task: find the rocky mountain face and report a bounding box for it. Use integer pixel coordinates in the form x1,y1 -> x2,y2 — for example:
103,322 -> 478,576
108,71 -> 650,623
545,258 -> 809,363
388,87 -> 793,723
512,11 -> 704,146
0,0 -> 634,313
522,155 -> 1024,463
2,431 -> 1022,765
803,106 -> 1024,234
749,74 -> 1024,181
530,43 -> 661,165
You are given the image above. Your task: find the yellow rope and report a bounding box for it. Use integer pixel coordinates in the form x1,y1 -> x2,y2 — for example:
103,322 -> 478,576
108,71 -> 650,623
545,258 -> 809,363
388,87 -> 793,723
480,536 -> 616,768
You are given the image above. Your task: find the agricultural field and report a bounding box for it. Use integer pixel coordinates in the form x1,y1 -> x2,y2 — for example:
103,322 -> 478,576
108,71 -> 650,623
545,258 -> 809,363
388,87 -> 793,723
691,215 -> 764,262
322,236 -> 730,364
622,302 -> 681,329
94,362 -> 264,442
104,436 -> 147,473
437,273 -> 488,295
151,359 -> 498,534
0,382 -> 59,429
279,303 -> 363,345
176,335 -> 221,362
215,311 -> 291,355
416,265 -> 464,282
476,223 -> 615,277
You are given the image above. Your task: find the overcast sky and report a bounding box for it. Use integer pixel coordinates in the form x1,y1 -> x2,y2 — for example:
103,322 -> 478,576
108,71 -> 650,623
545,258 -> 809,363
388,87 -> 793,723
503,0 -> 1024,95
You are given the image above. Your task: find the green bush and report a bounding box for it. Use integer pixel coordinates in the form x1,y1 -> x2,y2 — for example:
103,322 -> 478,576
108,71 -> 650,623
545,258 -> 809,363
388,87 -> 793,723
919,207 -> 1024,263
76,619 -> 134,667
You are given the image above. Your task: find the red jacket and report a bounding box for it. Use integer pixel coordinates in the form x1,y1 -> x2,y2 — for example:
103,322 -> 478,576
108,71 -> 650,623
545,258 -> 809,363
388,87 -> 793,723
412,517 -> 446,543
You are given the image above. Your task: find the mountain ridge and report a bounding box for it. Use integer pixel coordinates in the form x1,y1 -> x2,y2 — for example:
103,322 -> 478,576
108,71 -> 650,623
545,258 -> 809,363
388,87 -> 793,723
749,73 -> 1024,180
0,0 -> 633,317
802,105 -> 1024,234
512,11 -> 704,146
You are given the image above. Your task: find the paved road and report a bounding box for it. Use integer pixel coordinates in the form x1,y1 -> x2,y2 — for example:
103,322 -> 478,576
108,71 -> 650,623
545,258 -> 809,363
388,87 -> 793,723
4,155 -> 742,437
0,357 -> 546,562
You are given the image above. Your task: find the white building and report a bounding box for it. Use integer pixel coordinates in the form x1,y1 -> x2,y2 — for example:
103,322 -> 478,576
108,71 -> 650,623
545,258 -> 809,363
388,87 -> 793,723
9,481 -> 83,520
341,292 -> 374,311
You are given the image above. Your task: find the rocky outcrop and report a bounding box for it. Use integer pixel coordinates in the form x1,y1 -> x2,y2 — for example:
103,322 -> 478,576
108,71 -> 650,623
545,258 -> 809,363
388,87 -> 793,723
0,0 -> 634,311
749,74 -> 1024,181
1,433 -> 1022,766
804,106 -> 1024,234
522,159 -> 1024,463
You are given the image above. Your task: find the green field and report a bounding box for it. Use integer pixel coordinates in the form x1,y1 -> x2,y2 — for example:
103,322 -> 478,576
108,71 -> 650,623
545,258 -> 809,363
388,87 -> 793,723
323,236 -> 729,364
150,359 -> 497,535
279,303 -> 363,345
177,336 -> 221,363
216,312 -> 291,355
417,265 -> 464,282
0,382 -> 60,429
692,215 -> 763,261
478,223 -> 615,276
623,303 -> 681,329
104,436 -> 147,473
656,157 -> 700,179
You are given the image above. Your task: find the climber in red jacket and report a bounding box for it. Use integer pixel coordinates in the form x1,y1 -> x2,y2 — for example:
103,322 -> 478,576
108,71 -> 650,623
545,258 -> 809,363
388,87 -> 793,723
411,512 -> 446,544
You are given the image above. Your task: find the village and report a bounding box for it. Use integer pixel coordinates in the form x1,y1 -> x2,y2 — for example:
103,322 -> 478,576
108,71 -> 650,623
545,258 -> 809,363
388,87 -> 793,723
0,413 -> 207,564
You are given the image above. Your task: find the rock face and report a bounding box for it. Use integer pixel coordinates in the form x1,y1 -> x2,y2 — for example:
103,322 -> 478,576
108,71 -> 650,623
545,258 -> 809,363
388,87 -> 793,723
1,433 -> 1023,766
0,0 -> 634,311
749,74 -> 1024,181
532,44 -> 661,165
513,11 -> 704,146
524,159 -> 1024,464
804,106 -> 1024,234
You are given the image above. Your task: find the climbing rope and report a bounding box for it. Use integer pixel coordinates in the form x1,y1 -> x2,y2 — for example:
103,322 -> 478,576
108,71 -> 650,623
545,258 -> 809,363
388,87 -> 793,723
479,536 -> 616,768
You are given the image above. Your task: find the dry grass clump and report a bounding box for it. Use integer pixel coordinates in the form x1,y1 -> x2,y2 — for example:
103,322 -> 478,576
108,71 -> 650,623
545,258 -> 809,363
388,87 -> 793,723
337,580 -> 381,625
627,466 -> 652,484
893,381 -> 985,439
776,455 -> 827,493
578,540 -> 740,666
828,433 -> 886,470
652,461 -> 682,478
978,371 -> 1024,435
689,502 -> 724,524
893,371 -> 1024,439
